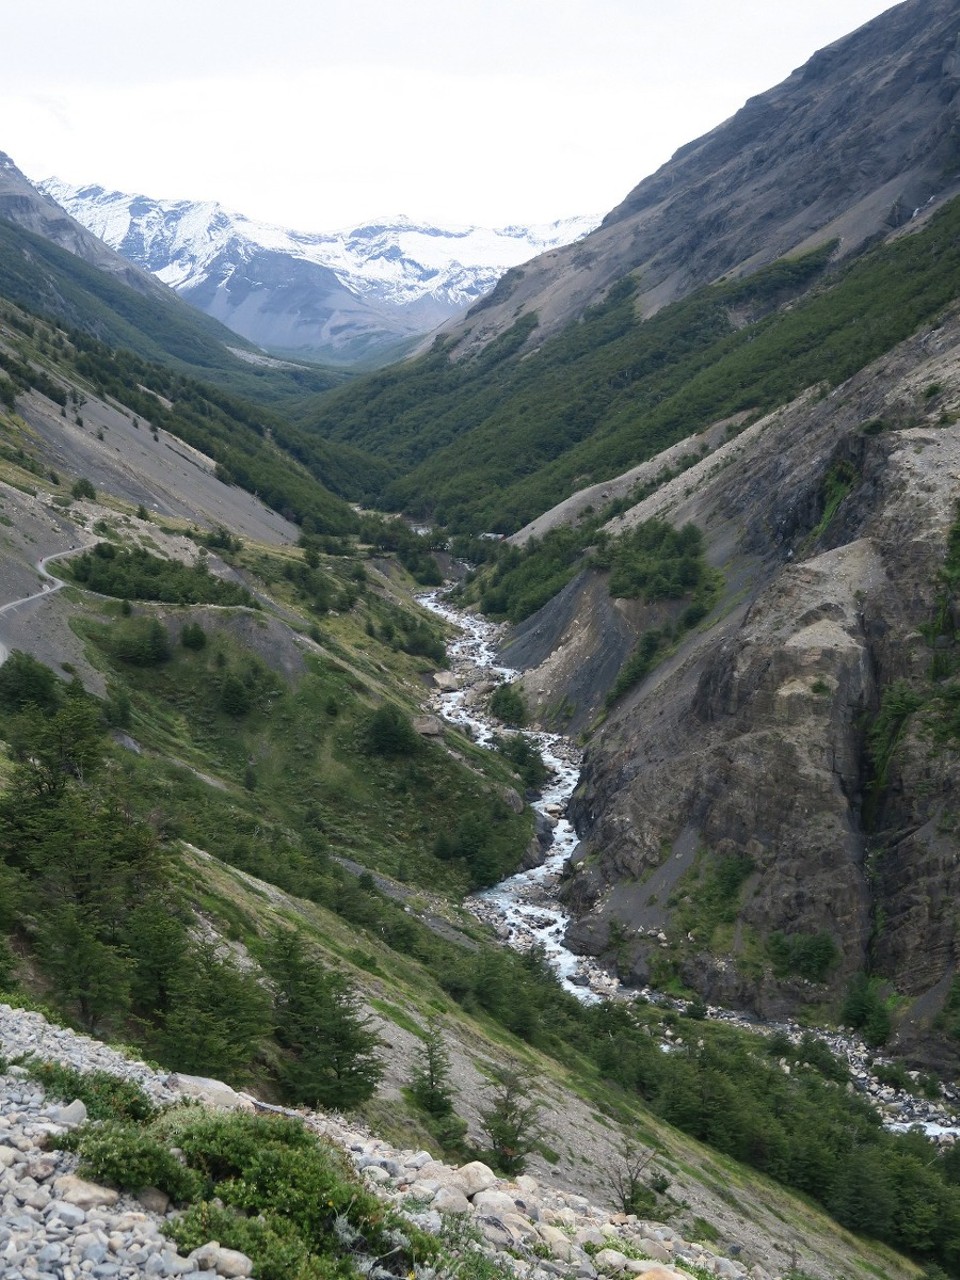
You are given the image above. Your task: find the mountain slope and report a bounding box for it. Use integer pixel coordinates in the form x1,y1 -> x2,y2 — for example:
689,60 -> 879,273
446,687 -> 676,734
0,152 -> 345,407
307,194 -> 960,532
436,0 -> 960,359
491,307 -> 960,1061
38,180 -> 599,365
0,299 -> 945,1279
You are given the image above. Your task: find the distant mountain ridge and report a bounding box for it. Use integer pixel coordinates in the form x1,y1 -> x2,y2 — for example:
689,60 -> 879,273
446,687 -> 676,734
437,0 -> 960,358
39,179 -> 599,365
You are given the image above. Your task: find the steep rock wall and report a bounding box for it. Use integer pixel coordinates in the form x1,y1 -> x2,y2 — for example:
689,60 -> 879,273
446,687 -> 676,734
506,314 -> 960,1045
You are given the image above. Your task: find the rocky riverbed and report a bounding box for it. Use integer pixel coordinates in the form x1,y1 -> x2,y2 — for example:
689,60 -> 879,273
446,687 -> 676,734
419,591 -> 960,1144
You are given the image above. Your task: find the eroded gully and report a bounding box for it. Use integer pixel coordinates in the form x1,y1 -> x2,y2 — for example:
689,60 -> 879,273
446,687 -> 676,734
420,589 -> 960,1142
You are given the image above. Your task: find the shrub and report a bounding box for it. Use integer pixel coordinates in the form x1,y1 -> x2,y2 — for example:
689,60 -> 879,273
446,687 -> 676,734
767,930 -> 839,982
57,1122 -> 201,1201
361,703 -> 419,756
22,1060 -> 154,1122
109,617 -> 171,666
489,682 -> 526,726
0,650 -> 61,715
181,621 -> 207,650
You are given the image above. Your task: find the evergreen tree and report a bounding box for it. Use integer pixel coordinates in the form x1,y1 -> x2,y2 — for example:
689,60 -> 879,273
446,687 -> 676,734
265,929 -> 383,1109
410,1015 -> 454,1116
479,1064 -> 543,1176
151,942 -> 272,1083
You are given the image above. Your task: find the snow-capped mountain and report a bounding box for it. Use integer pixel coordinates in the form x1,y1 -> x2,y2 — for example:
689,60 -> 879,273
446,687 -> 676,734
39,179 -> 600,365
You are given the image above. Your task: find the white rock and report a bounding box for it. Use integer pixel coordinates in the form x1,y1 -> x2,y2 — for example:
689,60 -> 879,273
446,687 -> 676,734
166,1074 -> 254,1112
51,1099 -> 88,1127
595,1248 -> 629,1271
537,1222 -> 576,1261
472,1188 -> 518,1216
456,1160 -> 498,1196
53,1174 -> 120,1209
432,1186 -> 470,1215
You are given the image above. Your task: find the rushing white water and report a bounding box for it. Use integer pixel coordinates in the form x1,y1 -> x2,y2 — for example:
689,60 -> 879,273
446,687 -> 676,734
420,587 -> 960,1137
420,590 -> 620,1002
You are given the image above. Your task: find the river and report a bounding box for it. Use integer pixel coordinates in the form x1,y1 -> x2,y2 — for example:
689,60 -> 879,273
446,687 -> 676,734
420,587 -> 960,1141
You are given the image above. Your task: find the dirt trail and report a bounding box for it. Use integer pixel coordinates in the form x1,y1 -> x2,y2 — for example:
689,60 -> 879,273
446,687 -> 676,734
0,544 -> 94,667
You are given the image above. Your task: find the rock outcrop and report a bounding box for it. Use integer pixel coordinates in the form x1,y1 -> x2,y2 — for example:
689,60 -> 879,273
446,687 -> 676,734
507,310 -> 960,1050
437,0 -> 960,360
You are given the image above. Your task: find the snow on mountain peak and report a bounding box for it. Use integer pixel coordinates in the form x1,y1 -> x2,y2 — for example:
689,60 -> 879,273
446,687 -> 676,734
38,178 -> 601,312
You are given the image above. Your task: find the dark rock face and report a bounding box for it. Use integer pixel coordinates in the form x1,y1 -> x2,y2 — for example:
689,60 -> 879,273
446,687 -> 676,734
510,315 -> 960,1054
443,0 -> 960,358
0,153 -> 166,299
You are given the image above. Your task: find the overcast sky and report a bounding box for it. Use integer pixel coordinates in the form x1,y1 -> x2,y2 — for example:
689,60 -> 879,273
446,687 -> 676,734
4,0 -> 896,232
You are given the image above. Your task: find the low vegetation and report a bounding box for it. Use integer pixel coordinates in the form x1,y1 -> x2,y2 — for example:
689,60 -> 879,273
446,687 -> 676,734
65,543 -> 257,607
56,1109 -> 436,1280
307,198 -> 960,533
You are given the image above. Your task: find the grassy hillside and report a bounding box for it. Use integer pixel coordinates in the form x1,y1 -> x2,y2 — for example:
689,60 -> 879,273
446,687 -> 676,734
304,198 -> 960,533
0,296 -> 377,532
0,287 -> 954,1279
0,217 -> 345,408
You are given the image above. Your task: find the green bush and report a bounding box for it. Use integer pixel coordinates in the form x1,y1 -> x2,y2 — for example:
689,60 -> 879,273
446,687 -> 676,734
843,973 -> 893,1046
57,1121 -> 201,1201
158,1110 -> 433,1280
489,682 -> 526,726
494,734 -> 549,788
0,650 -> 62,715
22,1061 -> 154,1122
767,930 -> 839,982
181,622 -> 207,650
109,617 -> 171,666
360,703 -> 419,756
67,544 -> 255,607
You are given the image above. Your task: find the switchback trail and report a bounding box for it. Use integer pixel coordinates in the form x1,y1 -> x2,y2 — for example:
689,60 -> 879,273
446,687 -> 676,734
0,544 -> 92,667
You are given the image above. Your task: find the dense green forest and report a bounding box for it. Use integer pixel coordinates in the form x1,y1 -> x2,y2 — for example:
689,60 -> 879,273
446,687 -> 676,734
0,220 -> 342,406
305,198 -> 960,533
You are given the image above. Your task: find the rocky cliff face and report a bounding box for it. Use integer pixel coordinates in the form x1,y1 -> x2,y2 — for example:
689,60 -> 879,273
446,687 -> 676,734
440,0 -> 960,359
37,180 -> 599,365
0,153 -> 170,301
507,311 -> 960,1055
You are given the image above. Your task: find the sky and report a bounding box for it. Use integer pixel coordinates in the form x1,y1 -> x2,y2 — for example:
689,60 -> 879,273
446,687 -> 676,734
4,0 -> 896,233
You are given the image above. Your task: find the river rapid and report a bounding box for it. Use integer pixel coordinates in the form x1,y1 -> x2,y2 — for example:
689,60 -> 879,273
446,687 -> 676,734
420,588 -> 960,1142
421,590 -> 616,1001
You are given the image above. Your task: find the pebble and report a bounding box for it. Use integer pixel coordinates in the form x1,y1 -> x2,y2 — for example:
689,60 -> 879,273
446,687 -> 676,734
420,592 -> 960,1141
0,1002 -> 784,1280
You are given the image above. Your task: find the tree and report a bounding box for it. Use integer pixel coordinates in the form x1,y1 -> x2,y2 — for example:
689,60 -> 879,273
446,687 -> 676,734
265,929 -> 383,1109
9,690 -> 104,796
181,622 -> 207,650
489,682 -> 526,726
479,1064 -> 543,1176
0,650 -> 61,715
361,703 -> 418,757
36,901 -> 133,1032
410,1015 -> 454,1116
151,942 -> 272,1084
608,1135 -> 659,1216
219,674 -> 251,716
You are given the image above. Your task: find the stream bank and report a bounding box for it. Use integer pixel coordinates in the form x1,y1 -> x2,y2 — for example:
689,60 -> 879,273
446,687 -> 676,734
420,589 -> 960,1142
